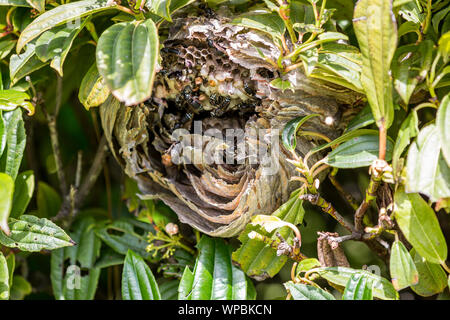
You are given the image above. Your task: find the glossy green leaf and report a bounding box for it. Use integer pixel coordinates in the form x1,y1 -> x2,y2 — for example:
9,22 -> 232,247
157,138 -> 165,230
282,114 -> 320,151
16,0 -> 118,53
232,13 -> 285,40
437,94 -> 450,167
345,105 -> 375,132
392,111 -> 418,177
96,19 -> 159,106
0,214 -> 74,252
390,240 -> 418,291
398,0 -> 424,24
392,41 -> 433,105
295,258 -> 321,276
405,124 -> 450,202
0,89 -> 34,115
342,273 -> 373,300
159,279 -> 179,300
0,172 -> 14,235
309,129 -> 378,155
316,43 -> 363,91
232,190 -> 304,280
410,249 -> 448,297
35,18 -> 89,76
312,266 -> 398,300
10,170 -> 34,218
37,181 -> 61,218
9,42 -> 47,84
0,108 -> 26,180
0,252 -> 9,300
26,0 -> 44,12
94,218 -> 156,261
353,0 -> 397,129
324,134 -> 393,168
394,187 -> 447,264
78,63 -> 110,110
122,250 -> 161,300
0,0 -> 30,6
145,0 -> 171,21
0,112 -> 5,157
433,8 -> 450,35
51,217 -> 101,300
284,282 -> 335,300
179,236 -> 254,300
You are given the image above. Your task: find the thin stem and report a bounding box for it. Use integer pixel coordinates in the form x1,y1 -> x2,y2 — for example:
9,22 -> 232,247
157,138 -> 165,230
300,194 -> 354,232
378,122 -> 387,161
329,173 -> 359,210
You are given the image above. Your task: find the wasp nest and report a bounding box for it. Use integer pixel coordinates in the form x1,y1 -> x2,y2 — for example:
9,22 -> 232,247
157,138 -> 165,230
100,12 -> 362,237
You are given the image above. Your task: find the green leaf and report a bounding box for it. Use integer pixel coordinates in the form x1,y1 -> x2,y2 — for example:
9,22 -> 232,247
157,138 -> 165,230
345,104 -> 375,132
51,217 -> 101,300
232,13 -> 285,40
405,124 -> 450,202
159,279 -> 179,300
312,266 -> 398,300
392,41 -> 433,105
0,173 -> 14,235
122,250 -> 161,300
35,18 -> 89,76
295,258 -> 321,275
0,0 -> 30,7
433,8 -> 450,35
9,275 -> 31,300
390,240 -> 418,291
437,93 -> 450,167
9,42 -> 47,84
410,249 -> 448,297
0,252 -> 9,300
0,89 -> 34,115
16,0 -> 118,53
398,0 -> 424,24
269,78 -> 292,91
309,128 -> 379,155
0,214 -> 74,252
232,190 -> 304,280
94,218 -> 156,261
438,32 -> 450,63
96,19 -> 159,106
93,247 -> 124,269
316,43 -> 363,91
78,63 -> 110,110
342,273 -> 374,300
145,0 -> 171,21
281,114 -> 320,151
284,282 -> 335,300
324,134 -> 393,168
392,111 -> 418,177
37,181 -> 61,218
10,170 -> 34,218
0,108 -> 26,180
394,187 -> 447,264
26,0 -> 44,12
353,0 -> 397,129
0,112 -> 5,157
179,236 -> 254,300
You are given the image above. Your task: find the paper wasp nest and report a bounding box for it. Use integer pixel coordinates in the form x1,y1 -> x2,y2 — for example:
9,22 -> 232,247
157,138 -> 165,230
100,11 -> 361,237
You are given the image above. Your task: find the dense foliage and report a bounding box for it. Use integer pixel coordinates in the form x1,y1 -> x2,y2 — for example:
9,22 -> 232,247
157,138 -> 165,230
0,0 -> 449,300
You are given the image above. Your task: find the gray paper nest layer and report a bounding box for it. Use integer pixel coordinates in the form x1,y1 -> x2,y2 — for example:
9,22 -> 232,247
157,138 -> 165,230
100,13 -> 362,237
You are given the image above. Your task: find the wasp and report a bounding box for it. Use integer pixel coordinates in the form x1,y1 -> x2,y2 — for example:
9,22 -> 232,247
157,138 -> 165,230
173,112 -> 193,130
243,80 -> 256,95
